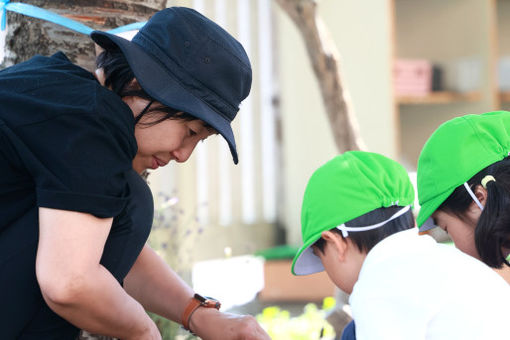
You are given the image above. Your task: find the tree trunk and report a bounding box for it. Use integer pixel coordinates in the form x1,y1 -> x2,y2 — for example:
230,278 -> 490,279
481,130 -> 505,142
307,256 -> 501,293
275,0 -> 366,152
1,0 -> 167,71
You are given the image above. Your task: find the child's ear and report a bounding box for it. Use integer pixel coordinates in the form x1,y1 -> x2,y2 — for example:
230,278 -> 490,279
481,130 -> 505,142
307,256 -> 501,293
473,184 -> 488,208
321,230 -> 348,261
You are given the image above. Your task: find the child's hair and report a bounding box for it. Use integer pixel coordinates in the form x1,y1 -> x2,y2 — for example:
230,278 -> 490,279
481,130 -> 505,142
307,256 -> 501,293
439,156 -> 510,268
313,206 -> 414,254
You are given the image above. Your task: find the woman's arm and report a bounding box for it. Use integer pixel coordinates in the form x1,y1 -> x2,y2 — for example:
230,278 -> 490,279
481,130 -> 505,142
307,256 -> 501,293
37,208 -> 160,340
123,244 -> 193,319
124,244 -> 270,340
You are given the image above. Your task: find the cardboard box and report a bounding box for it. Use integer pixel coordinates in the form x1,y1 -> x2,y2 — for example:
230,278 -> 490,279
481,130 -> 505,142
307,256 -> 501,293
258,260 -> 336,302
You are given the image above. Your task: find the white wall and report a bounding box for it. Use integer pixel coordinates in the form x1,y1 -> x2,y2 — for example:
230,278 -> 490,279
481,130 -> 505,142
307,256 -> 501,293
276,0 -> 395,245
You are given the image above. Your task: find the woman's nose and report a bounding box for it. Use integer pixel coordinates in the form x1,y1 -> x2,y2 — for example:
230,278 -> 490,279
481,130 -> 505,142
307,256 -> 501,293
173,139 -> 200,163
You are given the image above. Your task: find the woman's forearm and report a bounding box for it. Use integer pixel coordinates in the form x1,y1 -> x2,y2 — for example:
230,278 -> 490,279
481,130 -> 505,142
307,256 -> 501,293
124,244 -> 194,322
41,264 -> 156,339
124,245 -> 271,340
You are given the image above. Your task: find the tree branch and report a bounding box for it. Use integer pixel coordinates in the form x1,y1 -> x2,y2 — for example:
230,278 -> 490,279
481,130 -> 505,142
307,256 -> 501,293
275,0 -> 366,152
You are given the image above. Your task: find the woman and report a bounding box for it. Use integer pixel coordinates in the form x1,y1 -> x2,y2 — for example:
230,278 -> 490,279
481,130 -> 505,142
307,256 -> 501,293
416,110 -> 510,280
0,7 -> 269,339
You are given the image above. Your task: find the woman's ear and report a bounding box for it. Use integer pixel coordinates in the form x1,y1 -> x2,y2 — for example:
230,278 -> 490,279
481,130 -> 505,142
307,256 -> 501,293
321,230 -> 348,261
94,43 -> 104,57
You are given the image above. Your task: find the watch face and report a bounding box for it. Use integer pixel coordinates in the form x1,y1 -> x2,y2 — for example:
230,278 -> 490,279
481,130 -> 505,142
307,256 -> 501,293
194,293 -> 207,303
194,293 -> 221,309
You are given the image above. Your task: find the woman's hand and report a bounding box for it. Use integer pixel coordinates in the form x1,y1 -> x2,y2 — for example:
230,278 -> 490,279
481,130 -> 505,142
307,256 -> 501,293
190,308 -> 270,340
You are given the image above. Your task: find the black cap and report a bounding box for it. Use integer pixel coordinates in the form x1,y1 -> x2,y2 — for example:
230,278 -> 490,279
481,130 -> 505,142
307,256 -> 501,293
91,7 -> 252,164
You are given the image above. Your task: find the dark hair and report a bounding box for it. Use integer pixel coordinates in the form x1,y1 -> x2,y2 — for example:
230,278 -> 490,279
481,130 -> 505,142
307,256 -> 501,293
439,156 -> 510,268
313,206 -> 414,254
96,49 -> 215,131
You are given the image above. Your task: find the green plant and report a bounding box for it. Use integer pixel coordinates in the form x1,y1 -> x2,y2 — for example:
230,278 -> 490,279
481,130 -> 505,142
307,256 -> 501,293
256,297 -> 337,340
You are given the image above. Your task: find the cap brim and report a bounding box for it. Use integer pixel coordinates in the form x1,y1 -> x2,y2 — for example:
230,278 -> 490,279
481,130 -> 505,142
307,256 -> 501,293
416,189 -> 453,229
418,217 -> 439,235
91,31 -> 239,164
291,233 -> 325,276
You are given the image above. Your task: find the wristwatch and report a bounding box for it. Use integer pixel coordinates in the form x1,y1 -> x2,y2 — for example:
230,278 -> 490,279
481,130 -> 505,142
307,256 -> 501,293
181,293 -> 221,333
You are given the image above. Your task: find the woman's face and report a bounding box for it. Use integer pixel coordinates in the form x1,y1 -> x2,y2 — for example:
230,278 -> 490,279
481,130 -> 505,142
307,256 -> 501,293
431,209 -> 481,259
124,97 -> 214,173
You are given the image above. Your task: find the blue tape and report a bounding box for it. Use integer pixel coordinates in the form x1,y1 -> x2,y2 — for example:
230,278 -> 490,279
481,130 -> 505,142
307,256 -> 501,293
107,21 -> 146,35
4,2 -> 93,34
1,1 -> 146,35
1,0 -> 11,31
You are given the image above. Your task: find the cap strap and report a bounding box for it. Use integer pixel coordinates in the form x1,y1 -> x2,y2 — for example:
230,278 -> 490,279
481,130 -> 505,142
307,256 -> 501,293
336,205 -> 411,238
481,175 -> 496,189
463,182 -> 484,210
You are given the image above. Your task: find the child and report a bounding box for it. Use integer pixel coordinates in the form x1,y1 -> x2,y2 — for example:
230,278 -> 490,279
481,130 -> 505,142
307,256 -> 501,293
416,111 -> 510,273
292,151 -> 510,340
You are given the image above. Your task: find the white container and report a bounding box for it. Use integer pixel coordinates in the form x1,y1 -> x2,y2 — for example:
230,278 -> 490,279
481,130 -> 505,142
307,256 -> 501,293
499,57 -> 510,91
449,57 -> 482,93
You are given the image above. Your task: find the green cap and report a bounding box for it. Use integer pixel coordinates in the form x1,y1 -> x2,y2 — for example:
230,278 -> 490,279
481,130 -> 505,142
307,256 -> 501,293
291,151 -> 415,276
416,111 -> 510,230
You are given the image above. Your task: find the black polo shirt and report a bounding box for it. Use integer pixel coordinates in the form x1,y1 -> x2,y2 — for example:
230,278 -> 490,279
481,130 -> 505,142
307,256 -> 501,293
0,52 -> 154,338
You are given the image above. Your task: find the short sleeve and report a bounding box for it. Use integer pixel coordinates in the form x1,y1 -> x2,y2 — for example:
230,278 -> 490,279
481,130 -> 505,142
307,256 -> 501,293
5,107 -> 136,218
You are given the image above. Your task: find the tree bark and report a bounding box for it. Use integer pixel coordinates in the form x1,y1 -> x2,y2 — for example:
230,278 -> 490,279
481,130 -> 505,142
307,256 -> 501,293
1,0 -> 167,71
275,0 -> 366,152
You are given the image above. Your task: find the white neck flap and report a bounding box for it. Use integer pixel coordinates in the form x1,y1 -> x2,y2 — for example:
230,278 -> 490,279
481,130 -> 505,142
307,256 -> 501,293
463,182 -> 484,210
336,205 -> 411,237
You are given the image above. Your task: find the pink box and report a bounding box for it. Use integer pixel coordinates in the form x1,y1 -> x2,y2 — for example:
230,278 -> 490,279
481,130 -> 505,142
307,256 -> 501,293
394,59 -> 432,96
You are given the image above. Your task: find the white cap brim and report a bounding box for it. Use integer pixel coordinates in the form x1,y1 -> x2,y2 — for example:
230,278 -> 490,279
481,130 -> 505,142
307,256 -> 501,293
419,217 -> 438,233
292,246 -> 325,276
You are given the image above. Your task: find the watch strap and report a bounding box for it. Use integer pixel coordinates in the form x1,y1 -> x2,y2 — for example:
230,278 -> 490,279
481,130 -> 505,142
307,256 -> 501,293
181,293 -> 221,332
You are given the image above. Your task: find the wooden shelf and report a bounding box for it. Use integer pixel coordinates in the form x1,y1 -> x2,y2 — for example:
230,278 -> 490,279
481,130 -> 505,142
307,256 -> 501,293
501,92 -> 510,103
397,91 -> 482,105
